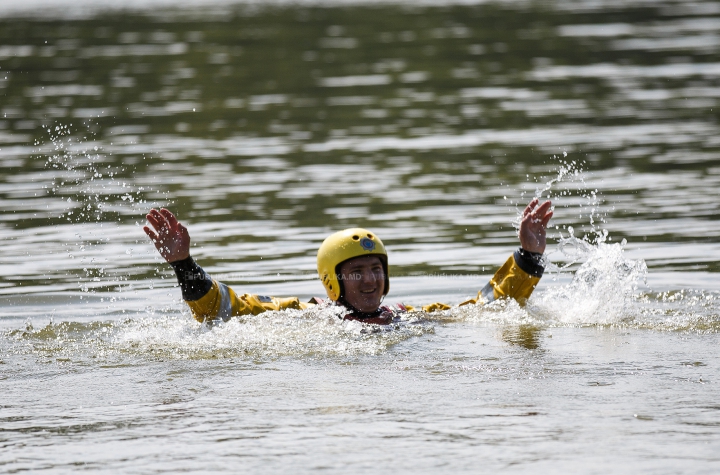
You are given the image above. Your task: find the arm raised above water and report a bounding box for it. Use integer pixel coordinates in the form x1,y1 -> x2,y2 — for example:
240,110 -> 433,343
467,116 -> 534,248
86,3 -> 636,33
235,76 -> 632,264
412,198 -> 553,312
481,198 -> 552,304
144,208 -> 311,322
144,208 -> 212,304
413,249 -> 545,313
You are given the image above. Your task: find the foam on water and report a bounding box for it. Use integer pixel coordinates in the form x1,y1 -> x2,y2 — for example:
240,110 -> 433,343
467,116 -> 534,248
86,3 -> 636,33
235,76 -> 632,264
3,241 -> 719,364
531,239 -> 648,325
3,303 -> 435,360
444,240 -> 720,333
114,304 -> 435,358
446,158 -> 719,332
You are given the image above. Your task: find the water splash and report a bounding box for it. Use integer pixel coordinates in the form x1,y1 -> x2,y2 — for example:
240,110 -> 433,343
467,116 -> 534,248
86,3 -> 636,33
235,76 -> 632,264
40,121 -> 159,224
531,240 -> 648,325
34,121 -> 174,297
441,245 -> 720,332
486,157 -> 719,330
3,304 -> 435,360
514,155 -> 608,246
504,156 -> 653,326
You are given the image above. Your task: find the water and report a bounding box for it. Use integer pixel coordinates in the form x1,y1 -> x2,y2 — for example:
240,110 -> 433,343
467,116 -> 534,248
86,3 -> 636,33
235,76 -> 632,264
2,0 -> 720,472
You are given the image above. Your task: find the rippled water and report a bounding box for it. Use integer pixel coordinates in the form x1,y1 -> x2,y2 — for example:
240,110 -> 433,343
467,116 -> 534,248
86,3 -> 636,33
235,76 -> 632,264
2,1 -> 720,473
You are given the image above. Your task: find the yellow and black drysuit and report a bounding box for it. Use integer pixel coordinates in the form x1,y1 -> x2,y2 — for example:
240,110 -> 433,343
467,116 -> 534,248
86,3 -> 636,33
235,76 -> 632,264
169,248 -> 545,324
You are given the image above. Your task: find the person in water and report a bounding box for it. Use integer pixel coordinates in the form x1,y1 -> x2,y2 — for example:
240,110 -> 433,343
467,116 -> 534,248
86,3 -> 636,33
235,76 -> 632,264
144,198 -> 553,325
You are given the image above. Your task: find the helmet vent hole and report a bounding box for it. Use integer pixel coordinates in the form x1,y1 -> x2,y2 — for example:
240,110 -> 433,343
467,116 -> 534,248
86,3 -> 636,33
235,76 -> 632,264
367,234 -> 373,239
352,235 -> 359,240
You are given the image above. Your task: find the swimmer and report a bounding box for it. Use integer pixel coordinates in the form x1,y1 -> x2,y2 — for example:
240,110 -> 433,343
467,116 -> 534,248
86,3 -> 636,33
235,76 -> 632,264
144,198 -> 553,324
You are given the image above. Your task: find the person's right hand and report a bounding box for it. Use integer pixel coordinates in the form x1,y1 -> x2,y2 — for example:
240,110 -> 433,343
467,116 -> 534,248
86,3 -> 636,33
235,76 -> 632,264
143,208 -> 191,263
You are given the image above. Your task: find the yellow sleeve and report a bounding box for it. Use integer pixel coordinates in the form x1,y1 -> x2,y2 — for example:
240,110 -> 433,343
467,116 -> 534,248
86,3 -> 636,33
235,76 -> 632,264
185,279 -> 313,323
413,252 -> 541,312
485,252 -> 541,304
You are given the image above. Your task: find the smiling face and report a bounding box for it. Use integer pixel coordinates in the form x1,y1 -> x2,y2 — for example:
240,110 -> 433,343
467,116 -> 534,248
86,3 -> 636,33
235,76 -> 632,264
336,255 -> 386,313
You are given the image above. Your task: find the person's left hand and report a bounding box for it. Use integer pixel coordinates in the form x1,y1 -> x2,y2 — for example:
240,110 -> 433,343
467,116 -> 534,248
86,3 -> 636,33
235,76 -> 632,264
519,198 -> 553,254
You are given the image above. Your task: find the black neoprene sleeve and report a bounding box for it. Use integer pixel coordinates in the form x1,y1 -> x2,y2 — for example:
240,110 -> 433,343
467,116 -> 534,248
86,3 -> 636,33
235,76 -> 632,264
513,248 -> 545,278
168,256 -> 213,301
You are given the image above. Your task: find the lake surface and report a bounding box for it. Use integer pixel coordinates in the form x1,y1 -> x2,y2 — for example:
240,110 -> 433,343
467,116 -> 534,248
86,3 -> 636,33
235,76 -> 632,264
1,0 -> 719,472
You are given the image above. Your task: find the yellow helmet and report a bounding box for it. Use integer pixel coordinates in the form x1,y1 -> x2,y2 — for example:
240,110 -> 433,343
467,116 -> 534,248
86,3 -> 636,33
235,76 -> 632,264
317,228 -> 389,301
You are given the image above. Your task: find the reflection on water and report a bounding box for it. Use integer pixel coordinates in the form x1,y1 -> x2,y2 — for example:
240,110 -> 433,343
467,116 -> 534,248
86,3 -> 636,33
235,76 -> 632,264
500,324 -> 542,350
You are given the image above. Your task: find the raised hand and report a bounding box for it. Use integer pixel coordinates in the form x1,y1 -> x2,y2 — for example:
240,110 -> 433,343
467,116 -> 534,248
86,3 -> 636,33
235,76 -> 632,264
143,208 -> 191,263
519,198 -> 553,254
